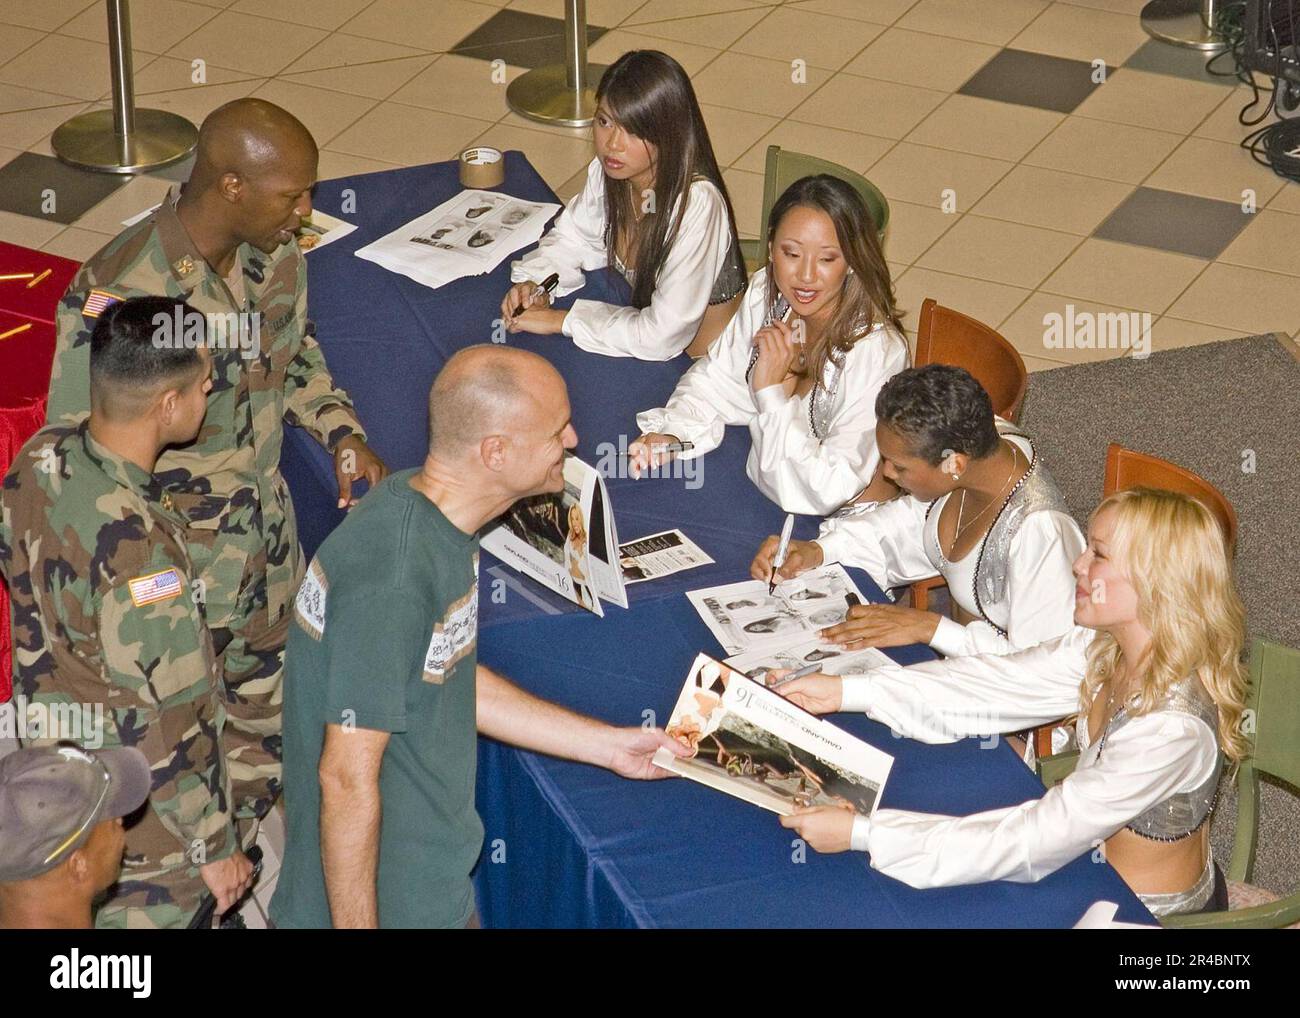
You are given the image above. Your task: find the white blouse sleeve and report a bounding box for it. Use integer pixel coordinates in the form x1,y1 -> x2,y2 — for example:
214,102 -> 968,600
815,496 -> 937,590
851,711 -> 1219,887
748,326 -> 909,515
839,626 -> 1093,742
564,181 -> 737,361
510,158 -> 608,297
929,509 -> 1086,658
634,271 -> 767,456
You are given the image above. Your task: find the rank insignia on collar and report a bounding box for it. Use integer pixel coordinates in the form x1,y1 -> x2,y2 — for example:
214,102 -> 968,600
160,492 -> 175,512
174,255 -> 196,276
82,289 -> 123,319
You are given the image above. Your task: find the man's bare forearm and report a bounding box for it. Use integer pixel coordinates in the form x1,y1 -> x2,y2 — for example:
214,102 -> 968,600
320,774 -> 381,928
475,665 -> 615,768
318,725 -> 389,928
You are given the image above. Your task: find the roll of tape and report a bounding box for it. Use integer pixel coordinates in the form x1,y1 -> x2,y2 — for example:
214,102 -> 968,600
459,146 -> 504,188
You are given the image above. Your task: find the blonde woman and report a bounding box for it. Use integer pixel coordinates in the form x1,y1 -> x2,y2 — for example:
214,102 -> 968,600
775,488 -> 1247,918
564,504 -> 594,610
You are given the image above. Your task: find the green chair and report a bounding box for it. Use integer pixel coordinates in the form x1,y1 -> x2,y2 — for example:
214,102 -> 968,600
1037,748 -> 1079,790
738,145 -> 890,271
1162,639 -> 1300,928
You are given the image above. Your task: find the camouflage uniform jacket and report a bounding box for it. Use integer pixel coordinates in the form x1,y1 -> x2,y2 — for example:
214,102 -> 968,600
0,423 -> 237,869
45,188 -> 366,628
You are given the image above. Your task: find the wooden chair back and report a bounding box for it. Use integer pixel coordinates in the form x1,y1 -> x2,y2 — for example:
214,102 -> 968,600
914,298 -> 1028,423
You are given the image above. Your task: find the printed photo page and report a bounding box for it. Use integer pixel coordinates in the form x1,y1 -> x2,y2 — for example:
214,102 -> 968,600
480,454 -> 627,614
653,654 -> 894,818
619,529 -> 713,585
355,189 -> 559,289
724,638 -> 892,682
686,563 -> 865,655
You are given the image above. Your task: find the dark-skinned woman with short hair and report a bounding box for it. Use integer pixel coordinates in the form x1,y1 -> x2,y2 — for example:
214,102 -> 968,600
751,364 -> 1083,657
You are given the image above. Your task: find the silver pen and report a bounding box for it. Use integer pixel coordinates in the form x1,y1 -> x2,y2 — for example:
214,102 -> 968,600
765,661 -> 824,689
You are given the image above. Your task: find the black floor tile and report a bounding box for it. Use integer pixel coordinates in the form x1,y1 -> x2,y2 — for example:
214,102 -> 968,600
1092,186 -> 1252,259
451,10 -> 609,71
0,152 -> 128,225
1123,38 -> 1239,87
959,48 -> 1104,114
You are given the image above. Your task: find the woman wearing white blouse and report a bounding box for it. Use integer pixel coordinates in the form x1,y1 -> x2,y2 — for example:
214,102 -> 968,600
501,50 -> 745,360
774,488 -> 1247,918
629,175 -> 908,515
750,365 -> 1083,657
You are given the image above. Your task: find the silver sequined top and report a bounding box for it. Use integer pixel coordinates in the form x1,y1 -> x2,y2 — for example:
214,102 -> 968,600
922,424 -> 1071,636
1080,675 -> 1223,842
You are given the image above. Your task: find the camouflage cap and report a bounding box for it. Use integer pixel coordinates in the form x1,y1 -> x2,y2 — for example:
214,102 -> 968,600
0,745 -> 151,883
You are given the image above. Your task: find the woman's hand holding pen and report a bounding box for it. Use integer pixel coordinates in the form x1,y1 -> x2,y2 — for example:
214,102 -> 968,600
627,433 -> 682,479
509,307 -> 567,335
764,671 -> 842,715
501,280 -> 566,335
501,281 -> 544,323
750,319 -> 800,393
749,537 -> 822,583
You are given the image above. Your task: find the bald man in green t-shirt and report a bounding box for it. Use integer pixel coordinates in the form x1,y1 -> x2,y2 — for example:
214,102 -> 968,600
271,346 -> 687,928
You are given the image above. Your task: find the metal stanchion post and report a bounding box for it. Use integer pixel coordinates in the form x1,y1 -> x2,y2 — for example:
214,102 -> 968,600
51,0 -> 198,173
1140,0 -> 1230,51
506,0 -> 607,128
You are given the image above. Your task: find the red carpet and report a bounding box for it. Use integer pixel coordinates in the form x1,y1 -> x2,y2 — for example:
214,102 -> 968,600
0,241 -> 77,702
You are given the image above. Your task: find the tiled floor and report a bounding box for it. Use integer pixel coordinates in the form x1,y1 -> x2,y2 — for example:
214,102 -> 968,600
2,0 -> 1299,369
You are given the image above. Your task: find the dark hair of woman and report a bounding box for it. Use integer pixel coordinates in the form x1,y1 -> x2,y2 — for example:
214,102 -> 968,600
874,364 -> 1000,465
595,50 -> 742,310
763,174 -> 905,383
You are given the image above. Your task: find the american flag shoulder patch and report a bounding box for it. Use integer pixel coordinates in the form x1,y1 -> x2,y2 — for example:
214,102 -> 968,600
127,568 -> 184,607
82,289 -> 124,319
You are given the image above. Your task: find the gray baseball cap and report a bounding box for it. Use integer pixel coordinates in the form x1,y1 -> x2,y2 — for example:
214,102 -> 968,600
0,744 -> 151,883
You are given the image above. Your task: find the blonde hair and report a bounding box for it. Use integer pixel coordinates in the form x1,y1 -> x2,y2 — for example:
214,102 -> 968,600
1079,487 -> 1249,761
567,504 -> 586,543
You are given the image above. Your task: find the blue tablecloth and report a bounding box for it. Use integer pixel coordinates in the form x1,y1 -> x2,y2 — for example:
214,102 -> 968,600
286,154 -> 1151,927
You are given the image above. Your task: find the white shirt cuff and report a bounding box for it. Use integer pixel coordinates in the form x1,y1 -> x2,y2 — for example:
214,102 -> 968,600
850,814 -> 871,853
839,675 -> 874,712
928,615 -> 970,658
753,384 -> 787,414
813,533 -> 846,566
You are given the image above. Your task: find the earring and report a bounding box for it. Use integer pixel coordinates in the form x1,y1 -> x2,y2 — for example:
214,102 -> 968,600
951,474 -> 959,481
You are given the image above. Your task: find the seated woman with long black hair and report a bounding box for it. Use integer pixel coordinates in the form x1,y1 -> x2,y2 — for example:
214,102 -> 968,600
501,50 -> 745,360
774,488 -> 1247,919
629,174 -> 908,515
750,365 -> 1083,657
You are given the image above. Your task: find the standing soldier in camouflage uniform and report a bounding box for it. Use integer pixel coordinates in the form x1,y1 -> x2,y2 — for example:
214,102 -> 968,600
1,297 -> 253,928
45,99 -> 387,822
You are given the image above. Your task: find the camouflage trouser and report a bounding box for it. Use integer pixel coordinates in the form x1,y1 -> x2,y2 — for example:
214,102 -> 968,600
213,541 -> 295,822
93,809 -> 211,930
94,815 -> 268,930
94,870 -> 207,930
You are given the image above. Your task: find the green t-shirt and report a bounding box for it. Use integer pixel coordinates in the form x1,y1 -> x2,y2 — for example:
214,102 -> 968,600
269,469 -> 483,928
